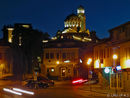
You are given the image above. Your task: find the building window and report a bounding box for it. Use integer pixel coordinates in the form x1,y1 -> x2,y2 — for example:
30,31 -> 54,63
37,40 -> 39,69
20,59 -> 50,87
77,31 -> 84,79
0,53 -> 2,59
107,48 -> 109,58
100,49 -> 103,59
50,53 -> 54,59
68,69 -> 71,73
62,53 -> 66,59
95,50 -> 98,59
46,53 -> 49,59
104,49 -> 106,58
71,52 -> 75,59
51,68 -> 55,72
56,53 -> 59,59
19,36 -> 22,46
125,47 -> 130,59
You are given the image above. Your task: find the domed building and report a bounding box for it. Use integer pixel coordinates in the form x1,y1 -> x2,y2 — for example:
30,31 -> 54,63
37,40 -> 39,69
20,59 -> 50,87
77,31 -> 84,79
56,5 -> 93,42
42,6 -> 99,80
64,13 -> 81,31
64,5 -> 86,33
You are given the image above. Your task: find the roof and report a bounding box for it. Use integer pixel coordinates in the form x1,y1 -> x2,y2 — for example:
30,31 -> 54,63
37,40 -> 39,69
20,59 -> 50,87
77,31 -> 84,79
44,38 -> 87,48
78,5 -> 84,10
64,13 -> 80,21
109,21 -> 130,33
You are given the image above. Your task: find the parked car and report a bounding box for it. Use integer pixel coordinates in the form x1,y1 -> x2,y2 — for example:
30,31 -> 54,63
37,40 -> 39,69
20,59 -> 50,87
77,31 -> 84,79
25,79 -> 49,89
37,76 -> 54,86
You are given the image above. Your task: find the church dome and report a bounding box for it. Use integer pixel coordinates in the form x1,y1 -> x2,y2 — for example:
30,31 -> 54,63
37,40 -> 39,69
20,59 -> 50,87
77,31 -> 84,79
64,13 -> 81,28
64,13 -> 80,21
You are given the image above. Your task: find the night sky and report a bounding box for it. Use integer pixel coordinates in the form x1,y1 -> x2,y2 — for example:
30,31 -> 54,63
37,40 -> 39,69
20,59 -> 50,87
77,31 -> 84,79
0,0 -> 130,39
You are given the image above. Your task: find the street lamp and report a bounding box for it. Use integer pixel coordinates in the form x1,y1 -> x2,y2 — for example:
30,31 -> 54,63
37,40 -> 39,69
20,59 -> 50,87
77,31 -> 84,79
87,58 -> 92,65
87,58 -> 92,91
56,61 -> 60,64
112,54 -> 118,94
113,54 -> 118,60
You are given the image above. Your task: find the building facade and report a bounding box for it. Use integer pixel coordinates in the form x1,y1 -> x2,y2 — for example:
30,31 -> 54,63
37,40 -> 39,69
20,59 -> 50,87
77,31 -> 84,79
2,23 -> 32,45
0,40 -> 13,78
43,47 -> 79,80
42,6 -> 99,80
94,21 -> 130,91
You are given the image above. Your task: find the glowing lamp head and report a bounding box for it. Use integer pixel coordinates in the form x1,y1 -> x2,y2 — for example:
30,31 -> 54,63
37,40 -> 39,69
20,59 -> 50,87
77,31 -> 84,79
104,67 -> 110,74
113,54 -> 118,60
56,61 -> 60,64
87,58 -> 92,65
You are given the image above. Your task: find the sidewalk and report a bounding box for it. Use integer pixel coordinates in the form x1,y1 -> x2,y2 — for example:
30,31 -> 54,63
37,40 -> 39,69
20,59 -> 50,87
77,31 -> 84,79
79,84 -> 130,97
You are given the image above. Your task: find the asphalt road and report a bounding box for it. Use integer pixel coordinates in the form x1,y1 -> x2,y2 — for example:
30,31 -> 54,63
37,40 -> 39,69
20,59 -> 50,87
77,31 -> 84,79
0,81 -> 112,98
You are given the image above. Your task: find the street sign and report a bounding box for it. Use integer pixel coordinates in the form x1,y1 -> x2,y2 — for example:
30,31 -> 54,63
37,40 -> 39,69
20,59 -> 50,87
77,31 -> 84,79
104,67 -> 110,73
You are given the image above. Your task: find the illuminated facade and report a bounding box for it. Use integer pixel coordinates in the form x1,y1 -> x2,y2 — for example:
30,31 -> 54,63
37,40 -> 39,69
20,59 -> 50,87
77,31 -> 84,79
42,6 -> 99,80
64,6 -> 86,33
94,21 -> 130,90
94,21 -> 130,69
0,40 -> 13,78
43,47 -> 79,79
42,39 -> 87,79
55,5 -> 98,42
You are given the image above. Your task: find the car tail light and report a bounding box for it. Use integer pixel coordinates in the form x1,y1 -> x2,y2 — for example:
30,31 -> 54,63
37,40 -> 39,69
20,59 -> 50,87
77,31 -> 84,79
72,78 -> 84,84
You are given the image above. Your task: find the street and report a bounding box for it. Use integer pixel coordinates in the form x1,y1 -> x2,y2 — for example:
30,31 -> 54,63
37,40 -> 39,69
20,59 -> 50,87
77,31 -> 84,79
0,80 -> 111,98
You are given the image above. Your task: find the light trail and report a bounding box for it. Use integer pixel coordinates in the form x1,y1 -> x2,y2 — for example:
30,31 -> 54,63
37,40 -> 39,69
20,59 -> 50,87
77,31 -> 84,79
3,88 -> 22,95
13,88 -> 34,95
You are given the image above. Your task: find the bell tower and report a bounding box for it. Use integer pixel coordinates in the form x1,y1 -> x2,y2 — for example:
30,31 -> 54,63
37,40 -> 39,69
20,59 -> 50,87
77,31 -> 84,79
77,5 -> 86,32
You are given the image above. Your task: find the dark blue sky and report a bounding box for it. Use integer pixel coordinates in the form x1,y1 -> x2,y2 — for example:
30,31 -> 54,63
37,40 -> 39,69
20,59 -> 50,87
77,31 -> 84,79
0,0 -> 130,38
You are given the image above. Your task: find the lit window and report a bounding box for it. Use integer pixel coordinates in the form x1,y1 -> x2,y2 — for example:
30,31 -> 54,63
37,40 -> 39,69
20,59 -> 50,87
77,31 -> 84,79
101,63 -> 104,68
95,60 -> 100,68
22,25 -> 30,28
125,59 -> 130,68
77,9 -> 85,14
61,36 -> 63,39
51,68 -> 54,72
19,36 -> 22,46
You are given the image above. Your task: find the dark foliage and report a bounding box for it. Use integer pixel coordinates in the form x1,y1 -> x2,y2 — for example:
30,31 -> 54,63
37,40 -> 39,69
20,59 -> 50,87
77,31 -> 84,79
11,26 -> 50,75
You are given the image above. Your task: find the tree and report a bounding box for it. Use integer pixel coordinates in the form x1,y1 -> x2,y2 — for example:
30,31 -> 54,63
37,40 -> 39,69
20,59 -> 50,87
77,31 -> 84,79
12,26 -> 50,76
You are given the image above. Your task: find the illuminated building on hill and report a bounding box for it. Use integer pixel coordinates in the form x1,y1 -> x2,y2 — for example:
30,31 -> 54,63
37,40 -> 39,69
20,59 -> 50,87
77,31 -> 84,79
55,5 -> 98,42
42,6 -> 99,80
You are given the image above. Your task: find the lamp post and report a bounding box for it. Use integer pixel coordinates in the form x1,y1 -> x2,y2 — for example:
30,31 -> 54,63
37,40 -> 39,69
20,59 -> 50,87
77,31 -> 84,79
87,58 -> 92,78
112,54 -> 118,94
87,58 -> 92,91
